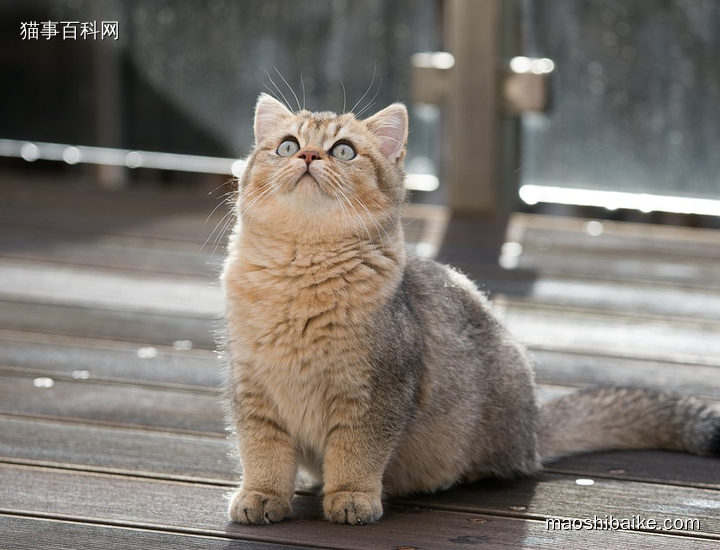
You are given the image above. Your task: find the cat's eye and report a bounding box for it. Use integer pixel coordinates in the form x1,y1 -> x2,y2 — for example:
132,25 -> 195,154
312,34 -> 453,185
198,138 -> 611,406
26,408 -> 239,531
277,139 -> 300,157
330,142 -> 356,161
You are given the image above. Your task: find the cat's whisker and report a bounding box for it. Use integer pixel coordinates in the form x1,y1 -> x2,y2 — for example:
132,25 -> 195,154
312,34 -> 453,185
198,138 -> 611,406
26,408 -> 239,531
201,190 -> 239,252
366,194 -> 395,221
239,178 -> 279,219
216,201 -> 241,246
261,67 -> 293,111
368,203 -> 396,251
332,183 -> 373,261
202,206 -> 235,253
352,195 -> 391,253
203,189 -> 236,228
354,103 -> 375,119
355,75 -> 383,117
216,188 -> 239,204
261,83 -> 285,105
240,183 -> 278,221
350,64 -> 377,114
300,74 -> 306,110
321,169 -> 370,254
329,187 -> 363,262
274,66 -> 302,112
355,74 -> 383,118
210,209 -> 238,255
207,178 -> 235,198
327,174 -> 387,249
204,212 -> 233,254
337,190 -> 377,258
339,77 -> 347,114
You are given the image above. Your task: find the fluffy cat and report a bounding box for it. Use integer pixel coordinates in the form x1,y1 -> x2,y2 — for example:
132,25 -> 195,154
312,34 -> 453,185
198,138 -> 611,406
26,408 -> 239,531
221,94 -> 720,526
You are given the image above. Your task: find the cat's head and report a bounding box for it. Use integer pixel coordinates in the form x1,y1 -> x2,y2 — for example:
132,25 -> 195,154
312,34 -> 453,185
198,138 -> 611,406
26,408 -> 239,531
238,93 -> 408,240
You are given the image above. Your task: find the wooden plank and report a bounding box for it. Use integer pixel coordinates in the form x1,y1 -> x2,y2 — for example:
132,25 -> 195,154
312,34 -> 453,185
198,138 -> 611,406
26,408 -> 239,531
515,245 -> 720,289
0,514 -> 309,550
4,513 -> 711,550
505,276 -> 720,321
437,214 -> 720,295
0,372 -> 569,437
0,223 -> 223,278
511,212 -> 720,244
0,203 -> 230,246
7,257 -> 720,351
517,228 -> 720,264
0,259 -> 223,317
0,330 -> 222,389
497,301 -> 720,366
532,349 -> 720,400
0,373 -> 225,434
397,472 -> 720,538
428,222 -> 720,319
3,415 -> 718,494
511,213 -> 720,259
0,416 -> 234,483
403,203 -> 451,255
546,451 -> 720,490
1,464 -> 715,549
0,176 -> 232,244
0,299 -> 217,349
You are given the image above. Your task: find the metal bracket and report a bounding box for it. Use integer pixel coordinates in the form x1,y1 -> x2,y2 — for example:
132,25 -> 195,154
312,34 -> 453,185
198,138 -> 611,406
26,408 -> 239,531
410,52 -> 554,113
502,56 -> 554,114
410,51 -> 455,105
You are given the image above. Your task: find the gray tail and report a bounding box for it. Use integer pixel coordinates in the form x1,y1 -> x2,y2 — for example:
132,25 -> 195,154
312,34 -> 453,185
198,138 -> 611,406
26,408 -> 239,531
538,386 -> 720,463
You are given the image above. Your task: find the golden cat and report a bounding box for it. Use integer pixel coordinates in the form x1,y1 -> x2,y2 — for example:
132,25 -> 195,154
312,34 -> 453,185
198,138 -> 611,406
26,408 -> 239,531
221,94 -> 720,525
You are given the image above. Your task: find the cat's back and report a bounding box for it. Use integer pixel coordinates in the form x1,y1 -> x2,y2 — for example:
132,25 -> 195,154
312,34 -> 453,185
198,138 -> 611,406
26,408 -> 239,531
378,254 -> 540,493
400,253 -> 535,400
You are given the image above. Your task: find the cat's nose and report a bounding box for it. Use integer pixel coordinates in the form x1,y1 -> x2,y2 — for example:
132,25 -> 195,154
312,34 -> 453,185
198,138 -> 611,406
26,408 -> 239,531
297,148 -> 322,165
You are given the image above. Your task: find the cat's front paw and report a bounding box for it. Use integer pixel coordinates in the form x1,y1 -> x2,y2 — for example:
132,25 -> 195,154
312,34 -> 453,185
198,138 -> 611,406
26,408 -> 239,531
228,489 -> 291,525
323,491 -> 383,525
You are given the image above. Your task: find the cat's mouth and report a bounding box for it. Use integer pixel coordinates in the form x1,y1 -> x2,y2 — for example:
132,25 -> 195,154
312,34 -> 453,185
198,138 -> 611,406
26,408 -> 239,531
292,168 -> 333,201
294,172 -> 319,188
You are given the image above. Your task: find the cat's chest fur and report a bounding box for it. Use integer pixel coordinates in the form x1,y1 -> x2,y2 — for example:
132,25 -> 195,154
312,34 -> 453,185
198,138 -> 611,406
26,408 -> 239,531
223,231 -> 401,451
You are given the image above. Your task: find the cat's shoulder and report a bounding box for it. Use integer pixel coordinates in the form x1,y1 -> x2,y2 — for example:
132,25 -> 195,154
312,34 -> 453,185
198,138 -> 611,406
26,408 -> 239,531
403,253 -> 491,308
404,253 -> 480,291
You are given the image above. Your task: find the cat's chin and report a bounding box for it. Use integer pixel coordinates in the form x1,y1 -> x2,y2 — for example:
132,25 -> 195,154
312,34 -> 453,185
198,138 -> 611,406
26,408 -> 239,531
291,173 -> 333,204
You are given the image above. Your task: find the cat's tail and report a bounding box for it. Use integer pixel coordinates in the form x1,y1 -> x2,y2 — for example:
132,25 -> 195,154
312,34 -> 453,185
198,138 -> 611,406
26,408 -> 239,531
537,386 -> 720,463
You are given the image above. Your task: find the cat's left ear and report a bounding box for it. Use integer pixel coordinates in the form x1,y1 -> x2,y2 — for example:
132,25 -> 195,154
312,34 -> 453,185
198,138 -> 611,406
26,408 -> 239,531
364,103 -> 408,163
254,93 -> 293,145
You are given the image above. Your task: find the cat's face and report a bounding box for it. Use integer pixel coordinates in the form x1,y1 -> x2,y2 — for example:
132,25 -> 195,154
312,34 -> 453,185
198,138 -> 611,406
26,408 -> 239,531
238,94 -> 408,240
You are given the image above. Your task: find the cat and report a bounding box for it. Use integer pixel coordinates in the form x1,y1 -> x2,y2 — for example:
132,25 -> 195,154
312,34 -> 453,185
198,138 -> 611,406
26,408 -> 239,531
221,93 -> 720,526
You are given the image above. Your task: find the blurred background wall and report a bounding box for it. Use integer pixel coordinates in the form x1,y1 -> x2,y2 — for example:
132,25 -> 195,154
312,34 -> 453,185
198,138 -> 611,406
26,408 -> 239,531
1,0 -> 440,162
2,0 -> 720,218
522,0 -> 720,200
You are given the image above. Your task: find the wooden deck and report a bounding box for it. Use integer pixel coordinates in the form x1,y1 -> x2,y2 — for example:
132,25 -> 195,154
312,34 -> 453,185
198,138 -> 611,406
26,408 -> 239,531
1,172 -> 719,549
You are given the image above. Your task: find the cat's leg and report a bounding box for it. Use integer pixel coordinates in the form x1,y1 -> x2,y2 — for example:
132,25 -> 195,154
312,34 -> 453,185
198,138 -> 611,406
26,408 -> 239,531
228,385 -> 297,525
322,424 -> 390,525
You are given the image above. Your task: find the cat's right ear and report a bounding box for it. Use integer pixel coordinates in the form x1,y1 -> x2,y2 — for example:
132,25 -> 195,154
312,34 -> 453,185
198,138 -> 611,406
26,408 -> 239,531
364,103 -> 409,163
254,94 -> 292,145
